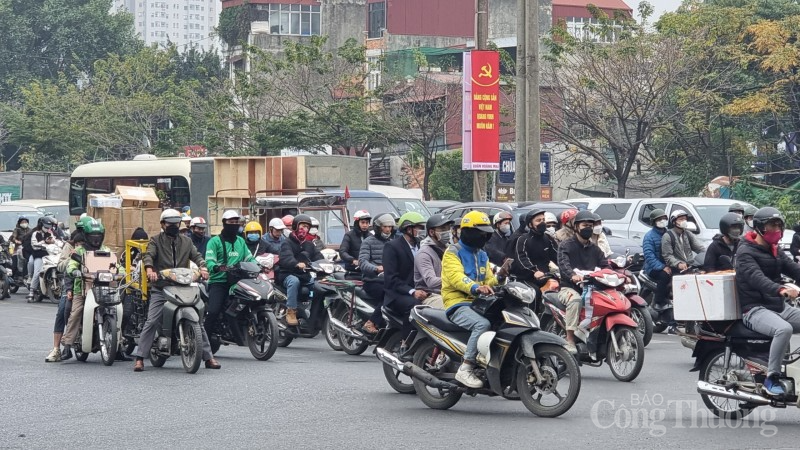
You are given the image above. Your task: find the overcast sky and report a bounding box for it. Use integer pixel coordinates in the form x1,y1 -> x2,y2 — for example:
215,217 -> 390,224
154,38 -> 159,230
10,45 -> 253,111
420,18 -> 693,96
632,0 -> 684,21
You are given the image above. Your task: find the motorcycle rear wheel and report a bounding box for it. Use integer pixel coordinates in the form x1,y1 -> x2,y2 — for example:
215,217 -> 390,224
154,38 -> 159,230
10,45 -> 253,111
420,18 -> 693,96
381,331 -> 415,394
323,314 -> 343,351
180,320 -> 203,374
100,316 -> 118,366
337,309 -> 369,356
630,306 -> 654,347
699,348 -> 755,419
74,331 -> 89,361
607,326 -> 644,382
150,346 -> 167,367
516,344 -> 581,417
412,341 -> 462,410
248,311 -> 279,361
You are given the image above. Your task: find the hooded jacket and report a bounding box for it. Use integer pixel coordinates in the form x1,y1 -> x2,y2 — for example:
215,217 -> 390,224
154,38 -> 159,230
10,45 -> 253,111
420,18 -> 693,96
557,236 -> 608,292
190,232 -> 210,257
662,228 -> 705,268
554,224 -> 575,245
358,232 -> 394,282
703,234 -> 738,272
339,228 -> 371,271
414,236 -> 445,293
736,231 -> 800,314
642,227 -> 667,274
442,242 -> 499,310
278,232 -> 323,279
509,229 -> 558,283
485,229 -> 511,266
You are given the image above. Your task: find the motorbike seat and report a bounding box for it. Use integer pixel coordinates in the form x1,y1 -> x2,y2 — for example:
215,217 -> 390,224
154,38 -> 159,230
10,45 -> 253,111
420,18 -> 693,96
381,305 -> 406,327
417,307 -> 467,332
542,292 -> 566,311
727,321 -> 772,340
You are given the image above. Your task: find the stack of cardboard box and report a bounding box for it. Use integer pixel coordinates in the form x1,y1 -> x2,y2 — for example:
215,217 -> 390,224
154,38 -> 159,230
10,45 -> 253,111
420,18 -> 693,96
87,186 -> 161,252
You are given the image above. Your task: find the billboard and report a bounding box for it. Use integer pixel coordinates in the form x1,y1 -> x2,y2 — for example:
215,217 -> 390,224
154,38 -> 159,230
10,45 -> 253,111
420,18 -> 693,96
462,50 -> 500,170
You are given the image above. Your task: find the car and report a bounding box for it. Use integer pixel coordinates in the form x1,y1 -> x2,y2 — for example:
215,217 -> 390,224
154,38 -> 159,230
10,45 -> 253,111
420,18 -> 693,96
2,200 -> 69,226
439,202 -> 517,224
424,200 -> 460,215
0,205 -> 45,241
510,202 -> 578,228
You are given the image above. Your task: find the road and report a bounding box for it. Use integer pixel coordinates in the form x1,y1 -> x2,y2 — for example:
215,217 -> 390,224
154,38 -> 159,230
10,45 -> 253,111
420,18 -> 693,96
1,291 -> 799,449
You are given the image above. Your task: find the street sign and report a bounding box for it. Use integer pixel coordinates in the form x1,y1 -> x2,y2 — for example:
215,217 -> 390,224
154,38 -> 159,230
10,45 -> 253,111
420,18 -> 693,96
496,151 -> 550,186
540,152 -> 551,186
541,186 -> 552,201
496,185 -> 515,202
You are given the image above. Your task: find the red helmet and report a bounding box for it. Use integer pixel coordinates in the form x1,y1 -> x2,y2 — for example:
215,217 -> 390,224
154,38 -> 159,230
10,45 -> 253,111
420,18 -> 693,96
560,209 -> 579,225
281,215 -> 294,228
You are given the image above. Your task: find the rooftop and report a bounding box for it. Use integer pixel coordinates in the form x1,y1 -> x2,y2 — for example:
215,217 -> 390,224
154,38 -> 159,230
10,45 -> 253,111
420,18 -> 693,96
552,0 -> 632,11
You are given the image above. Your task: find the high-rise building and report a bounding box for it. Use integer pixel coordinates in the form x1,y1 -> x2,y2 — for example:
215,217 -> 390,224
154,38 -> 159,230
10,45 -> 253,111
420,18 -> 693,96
113,0 -> 220,53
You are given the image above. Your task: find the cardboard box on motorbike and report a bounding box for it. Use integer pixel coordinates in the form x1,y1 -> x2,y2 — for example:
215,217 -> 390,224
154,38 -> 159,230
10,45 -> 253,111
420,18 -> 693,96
673,272 -> 741,321
86,187 -> 161,253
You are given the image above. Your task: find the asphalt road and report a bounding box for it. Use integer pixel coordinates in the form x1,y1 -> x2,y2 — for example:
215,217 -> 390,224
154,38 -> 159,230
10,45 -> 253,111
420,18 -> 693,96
1,291 -> 799,449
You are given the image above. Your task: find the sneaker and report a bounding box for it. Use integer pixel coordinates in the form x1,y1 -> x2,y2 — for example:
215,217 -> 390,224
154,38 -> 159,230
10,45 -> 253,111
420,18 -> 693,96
60,346 -> 73,361
45,348 -> 61,362
26,294 -> 34,303
764,375 -> 785,396
285,308 -> 299,326
455,363 -> 483,388
565,343 -> 578,355
667,326 -> 679,335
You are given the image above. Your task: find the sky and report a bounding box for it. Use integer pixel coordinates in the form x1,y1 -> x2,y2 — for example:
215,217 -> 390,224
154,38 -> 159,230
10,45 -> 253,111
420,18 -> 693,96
632,0 -> 684,21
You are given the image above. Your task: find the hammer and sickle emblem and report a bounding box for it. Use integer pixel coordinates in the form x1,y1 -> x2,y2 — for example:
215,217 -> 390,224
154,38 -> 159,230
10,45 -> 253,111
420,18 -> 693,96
479,63 -> 493,78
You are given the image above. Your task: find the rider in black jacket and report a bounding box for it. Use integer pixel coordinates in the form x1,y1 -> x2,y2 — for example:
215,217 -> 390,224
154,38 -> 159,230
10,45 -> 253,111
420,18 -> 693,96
703,213 -> 742,272
339,210 -> 371,272
509,209 -> 558,285
485,211 -> 513,266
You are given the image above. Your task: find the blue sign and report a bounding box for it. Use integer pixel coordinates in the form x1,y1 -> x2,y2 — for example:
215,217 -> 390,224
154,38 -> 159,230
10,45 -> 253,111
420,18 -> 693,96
497,151 -> 551,186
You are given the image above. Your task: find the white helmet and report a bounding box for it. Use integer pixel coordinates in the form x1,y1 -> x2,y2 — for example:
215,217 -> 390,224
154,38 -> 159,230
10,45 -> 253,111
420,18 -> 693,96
181,213 -> 192,222
189,217 -> 207,228
544,212 -> 558,225
222,210 -> 240,221
160,208 -> 182,223
353,209 -> 371,223
268,218 -> 286,230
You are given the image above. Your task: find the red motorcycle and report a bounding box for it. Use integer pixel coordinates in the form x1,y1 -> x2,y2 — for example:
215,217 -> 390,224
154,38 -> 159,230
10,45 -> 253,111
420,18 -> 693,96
540,268 -> 645,382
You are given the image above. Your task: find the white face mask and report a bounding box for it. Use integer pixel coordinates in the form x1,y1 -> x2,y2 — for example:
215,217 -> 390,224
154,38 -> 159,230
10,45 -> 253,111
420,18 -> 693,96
282,229 -> 291,238
545,226 -> 556,236
498,224 -> 511,235
746,219 -> 754,228
655,219 -> 667,229
593,225 -> 603,235
309,227 -> 319,236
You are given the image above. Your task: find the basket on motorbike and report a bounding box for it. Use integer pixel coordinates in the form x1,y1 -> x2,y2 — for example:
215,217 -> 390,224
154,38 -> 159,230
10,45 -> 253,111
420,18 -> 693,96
92,284 -> 121,306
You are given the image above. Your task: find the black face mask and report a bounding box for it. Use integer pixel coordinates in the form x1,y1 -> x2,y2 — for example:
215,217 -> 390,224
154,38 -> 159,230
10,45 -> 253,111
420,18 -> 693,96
533,222 -> 547,235
578,227 -> 594,240
165,224 -> 180,237
221,223 -> 240,238
460,228 -> 491,248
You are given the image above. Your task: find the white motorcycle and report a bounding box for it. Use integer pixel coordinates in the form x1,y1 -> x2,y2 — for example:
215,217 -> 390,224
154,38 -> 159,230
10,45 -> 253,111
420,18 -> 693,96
36,241 -> 64,303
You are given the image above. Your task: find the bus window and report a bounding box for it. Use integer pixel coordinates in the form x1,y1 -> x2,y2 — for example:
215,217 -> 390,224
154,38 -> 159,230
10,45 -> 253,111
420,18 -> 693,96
69,178 -> 85,215
87,178 -> 112,194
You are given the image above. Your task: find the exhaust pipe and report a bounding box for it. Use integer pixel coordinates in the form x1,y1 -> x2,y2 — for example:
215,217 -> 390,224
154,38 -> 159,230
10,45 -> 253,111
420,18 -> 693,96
376,347 -> 459,390
327,311 -> 367,340
696,381 -> 771,405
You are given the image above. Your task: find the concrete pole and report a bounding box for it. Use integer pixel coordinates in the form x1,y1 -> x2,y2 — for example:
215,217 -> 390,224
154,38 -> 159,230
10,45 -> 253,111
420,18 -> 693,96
472,0 -> 489,201
514,0 -> 527,202
526,0 -> 542,201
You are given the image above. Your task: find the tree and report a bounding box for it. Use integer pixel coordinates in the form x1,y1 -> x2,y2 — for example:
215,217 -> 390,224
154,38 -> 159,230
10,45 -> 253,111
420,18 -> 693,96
542,4 -> 698,197
429,150 -> 474,201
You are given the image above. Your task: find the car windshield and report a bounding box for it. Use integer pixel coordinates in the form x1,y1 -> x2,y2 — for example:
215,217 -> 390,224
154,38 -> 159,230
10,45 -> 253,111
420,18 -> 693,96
345,197 -> 398,219
303,209 -> 348,247
0,210 -> 44,232
390,198 -> 431,219
693,205 -> 738,229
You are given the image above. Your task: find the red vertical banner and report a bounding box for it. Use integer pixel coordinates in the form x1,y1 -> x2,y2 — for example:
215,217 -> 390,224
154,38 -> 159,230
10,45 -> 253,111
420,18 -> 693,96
462,50 -> 500,170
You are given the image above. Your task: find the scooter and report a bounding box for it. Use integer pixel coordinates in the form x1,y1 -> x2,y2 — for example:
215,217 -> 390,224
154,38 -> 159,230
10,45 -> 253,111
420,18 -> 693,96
320,276 -> 380,355
376,282 -> 581,417
609,253 -> 654,347
36,241 -> 64,303
70,250 -> 124,366
540,268 -> 645,382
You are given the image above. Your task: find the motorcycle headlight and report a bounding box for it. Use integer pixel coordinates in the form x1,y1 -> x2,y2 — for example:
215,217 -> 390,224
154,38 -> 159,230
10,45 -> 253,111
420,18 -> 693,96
96,272 -> 114,283
507,285 -> 535,304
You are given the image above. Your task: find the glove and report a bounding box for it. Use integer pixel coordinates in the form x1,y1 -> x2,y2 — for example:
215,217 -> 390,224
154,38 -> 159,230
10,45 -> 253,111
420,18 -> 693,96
71,270 -> 82,278
213,265 -> 229,273
70,253 -> 82,263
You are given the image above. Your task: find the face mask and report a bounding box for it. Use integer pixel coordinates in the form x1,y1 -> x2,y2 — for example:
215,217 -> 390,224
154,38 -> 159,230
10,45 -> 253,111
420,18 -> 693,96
534,222 -> 547,234
309,227 -> 319,236
295,228 -> 308,241
684,222 -> 698,232
578,228 -> 594,240
20,223 -> 28,229
438,231 -> 452,245
193,230 -> 205,238
545,226 -> 556,237
165,224 -> 180,237
727,229 -> 742,240
593,225 -> 603,235
238,226 -> 244,234
222,223 -> 240,237
459,228 -> 490,248
283,229 -> 291,238
762,230 -> 783,245
247,233 -> 260,242
655,220 -> 667,229
499,224 -> 511,236
746,219 -> 754,228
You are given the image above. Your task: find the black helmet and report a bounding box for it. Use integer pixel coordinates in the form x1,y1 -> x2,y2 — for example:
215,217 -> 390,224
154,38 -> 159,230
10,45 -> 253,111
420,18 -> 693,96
573,210 -> 596,227
719,212 -> 744,237
524,209 -> 547,226
590,212 -> 602,222
753,207 -> 785,234
649,208 -> 667,223
38,216 -> 57,229
292,214 -> 313,231
426,213 -> 453,231
728,202 -> 745,215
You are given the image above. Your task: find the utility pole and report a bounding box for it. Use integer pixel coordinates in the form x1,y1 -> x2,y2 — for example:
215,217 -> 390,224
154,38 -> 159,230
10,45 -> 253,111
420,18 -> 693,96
515,0 -> 542,202
472,0 -> 489,202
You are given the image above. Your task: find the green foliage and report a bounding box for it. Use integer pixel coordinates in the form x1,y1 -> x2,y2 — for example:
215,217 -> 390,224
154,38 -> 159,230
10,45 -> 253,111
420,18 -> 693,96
428,151 -> 473,202
732,180 -> 800,225
217,4 -> 251,48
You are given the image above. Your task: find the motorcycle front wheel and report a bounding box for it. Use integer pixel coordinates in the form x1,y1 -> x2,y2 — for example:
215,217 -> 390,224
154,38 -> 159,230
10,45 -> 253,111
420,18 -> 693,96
381,331 -> 415,394
180,320 -> 203,374
607,326 -> 645,382
412,341 -> 462,410
99,316 -> 118,367
248,311 -> 279,361
337,308 -> 369,356
323,314 -> 343,351
516,344 -> 581,417
273,303 -> 294,347
699,348 -> 755,419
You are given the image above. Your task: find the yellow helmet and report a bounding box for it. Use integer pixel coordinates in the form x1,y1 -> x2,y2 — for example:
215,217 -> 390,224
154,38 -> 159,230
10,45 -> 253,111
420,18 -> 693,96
244,221 -> 263,234
461,211 -> 494,233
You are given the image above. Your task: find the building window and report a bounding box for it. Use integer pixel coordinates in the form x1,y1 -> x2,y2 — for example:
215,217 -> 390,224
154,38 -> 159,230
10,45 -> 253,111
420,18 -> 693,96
368,2 -> 385,39
564,16 -> 620,43
267,3 -> 321,36
366,56 -> 382,91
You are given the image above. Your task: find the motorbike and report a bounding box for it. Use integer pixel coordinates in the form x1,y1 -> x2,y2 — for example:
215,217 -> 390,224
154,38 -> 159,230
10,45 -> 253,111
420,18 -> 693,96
204,261 -> 280,361
35,241 -> 64,303
148,267 -> 207,374
609,253 -> 654,347
540,268 -> 645,382
319,276 -> 380,355
693,286 -> 800,419
273,260 -> 344,348
9,242 -> 27,294
377,282 -> 581,417
638,253 -> 705,335
374,305 -> 417,394
69,250 -> 125,366
0,242 -> 13,299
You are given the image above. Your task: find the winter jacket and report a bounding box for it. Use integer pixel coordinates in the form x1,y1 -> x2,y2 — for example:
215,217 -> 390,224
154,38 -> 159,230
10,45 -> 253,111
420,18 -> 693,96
791,227 -> 800,260
57,241 -> 75,274
382,236 -> 418,303
662,229 -> 705,269
736,232 -> 800,314
67,245 -> 113,296
642,228 -> 667,274
591,232 -> 613,257
414,237 -> 445,293
205,235 -> 256,284
144,233 -> 206,289
340,229 -> 370,271
278,233 -> 323,281
260,234 -> 284,255
442,242 -> 499,310
557,236 -> 608,292
190,233 -> 210,257
554,226 -> 575,245
509,230 -> 558,283
485,230 -> 511,266
358,233 -> 394,281
246,239 -> 269,257
703,235 -> 738,272
31,228 -> 51,258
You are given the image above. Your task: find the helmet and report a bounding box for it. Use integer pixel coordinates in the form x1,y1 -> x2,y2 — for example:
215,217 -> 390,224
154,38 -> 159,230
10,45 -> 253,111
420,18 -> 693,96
669,209 -> 689,228
182,206 -> 191,213
492,211 -> 513,226
160,209 -> 182,224
268,218 -> 286,230
728,203 -> 745,214
181,213 -> 191,222
353,210 -> 371,225
744,205 -> 757,218
561,209 -> 578,225
544,212 -> 558,225
460,211 -> 494,233
719,212 -> 744,237
753,207 -> 785,234
244,221 -> 263,234
373,213 -> 396,231
649,208 -> 667,223
426,213 -> 453,231
524,209 -> 546,226
281,215 -> 294,228
39,216 -> 57,229
189,217 -> 207,228
221,210 -> 240,222
292,214 -> 313,230
573,210 -> 596,226
397,212 -> 427,231
310,217 -> 320,227
83,217 -> 105,249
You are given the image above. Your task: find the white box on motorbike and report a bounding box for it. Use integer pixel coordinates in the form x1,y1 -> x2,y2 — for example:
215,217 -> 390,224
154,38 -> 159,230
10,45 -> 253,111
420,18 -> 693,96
672,273 -> 740,321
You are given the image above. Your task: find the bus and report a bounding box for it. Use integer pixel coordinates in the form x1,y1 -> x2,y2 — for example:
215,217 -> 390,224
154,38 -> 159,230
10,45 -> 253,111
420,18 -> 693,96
69,155 -> 212,218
